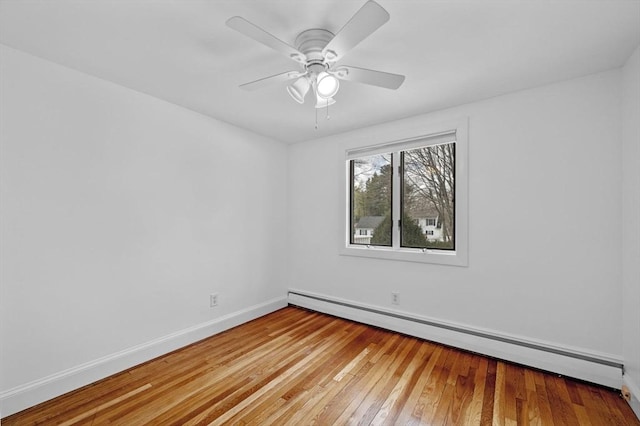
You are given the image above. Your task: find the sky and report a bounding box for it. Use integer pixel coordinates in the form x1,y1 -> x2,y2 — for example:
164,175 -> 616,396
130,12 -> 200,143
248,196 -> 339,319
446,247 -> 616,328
352,153 -> 390,189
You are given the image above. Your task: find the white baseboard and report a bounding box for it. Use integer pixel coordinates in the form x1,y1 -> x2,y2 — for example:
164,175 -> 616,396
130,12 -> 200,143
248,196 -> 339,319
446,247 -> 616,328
0,297 -> 287,418
288,289 -> 623,389
624,375 -> 640,420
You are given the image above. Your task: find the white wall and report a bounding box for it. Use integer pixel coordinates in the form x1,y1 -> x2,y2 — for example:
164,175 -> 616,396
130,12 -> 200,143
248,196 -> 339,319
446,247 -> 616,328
0,45 -> 287,411
622,44 -> 640,416
288,70 -> 623,359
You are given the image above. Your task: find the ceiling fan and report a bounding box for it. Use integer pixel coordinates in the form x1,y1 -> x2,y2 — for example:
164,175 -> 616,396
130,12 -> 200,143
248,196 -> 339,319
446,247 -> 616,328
226,0 -> 405,110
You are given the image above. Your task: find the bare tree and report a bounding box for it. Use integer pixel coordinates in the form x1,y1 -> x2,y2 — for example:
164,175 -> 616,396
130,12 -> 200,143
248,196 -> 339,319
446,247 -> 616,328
403,143 -> 455,244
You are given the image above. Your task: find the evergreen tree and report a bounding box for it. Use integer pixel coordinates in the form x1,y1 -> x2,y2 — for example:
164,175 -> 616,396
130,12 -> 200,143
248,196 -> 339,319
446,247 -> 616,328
370,213 -> 427,247
363,164 -> 392,217
353,186 -> 366,220
401,214 -> 428,247
370,214 -> 392,245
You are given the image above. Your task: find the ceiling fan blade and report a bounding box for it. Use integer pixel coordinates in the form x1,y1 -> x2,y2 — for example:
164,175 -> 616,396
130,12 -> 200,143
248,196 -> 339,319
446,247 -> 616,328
226,16 -> 307,64
334,66 -> 405,89
322,0 -> 390,62
239,71 -> 303,91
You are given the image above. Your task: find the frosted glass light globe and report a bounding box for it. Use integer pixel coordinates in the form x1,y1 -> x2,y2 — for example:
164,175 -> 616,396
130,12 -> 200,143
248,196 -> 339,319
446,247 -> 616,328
316,72 -> 339,99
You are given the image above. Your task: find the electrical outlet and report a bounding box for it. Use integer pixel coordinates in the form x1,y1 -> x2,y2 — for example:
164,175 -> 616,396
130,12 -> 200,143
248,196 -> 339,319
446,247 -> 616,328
392,292 -> 400,305
210,293 -> 218,307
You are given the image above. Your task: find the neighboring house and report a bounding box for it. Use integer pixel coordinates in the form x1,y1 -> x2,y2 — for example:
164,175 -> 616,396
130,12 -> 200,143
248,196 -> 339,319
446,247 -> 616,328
353,215 -> 385,244
416,216 -> 444,242
408,204 -> 445,242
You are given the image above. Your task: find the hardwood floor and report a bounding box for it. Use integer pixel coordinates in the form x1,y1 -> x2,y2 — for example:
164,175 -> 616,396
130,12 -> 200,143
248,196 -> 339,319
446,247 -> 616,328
3,306 -> 638,425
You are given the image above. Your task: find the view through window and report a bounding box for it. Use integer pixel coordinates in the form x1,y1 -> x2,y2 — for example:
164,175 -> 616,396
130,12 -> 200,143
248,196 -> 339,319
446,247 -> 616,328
350,154 -> 392,246
349,140 -> 456,251
401,143 -> 455,250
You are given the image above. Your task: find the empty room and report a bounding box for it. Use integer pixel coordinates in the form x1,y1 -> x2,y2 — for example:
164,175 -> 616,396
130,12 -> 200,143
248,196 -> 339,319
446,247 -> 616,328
1,0 -> 639,424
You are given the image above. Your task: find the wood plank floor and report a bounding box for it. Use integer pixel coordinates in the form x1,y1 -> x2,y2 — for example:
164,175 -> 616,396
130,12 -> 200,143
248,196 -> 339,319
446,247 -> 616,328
3,306 -> 638,425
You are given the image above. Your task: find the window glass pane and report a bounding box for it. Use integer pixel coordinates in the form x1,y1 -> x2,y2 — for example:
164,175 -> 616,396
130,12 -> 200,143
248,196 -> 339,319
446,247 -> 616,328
350,153 -> 392,246
401,143 -> 455,250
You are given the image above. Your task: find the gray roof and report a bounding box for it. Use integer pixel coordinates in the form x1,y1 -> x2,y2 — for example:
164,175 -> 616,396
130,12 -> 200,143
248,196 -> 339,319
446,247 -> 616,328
355,216 -> 385,229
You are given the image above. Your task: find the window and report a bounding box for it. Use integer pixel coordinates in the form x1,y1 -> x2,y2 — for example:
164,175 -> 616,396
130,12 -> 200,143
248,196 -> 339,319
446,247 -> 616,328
401,143 -> 455,250
350,154 -> 392,246
342,119 -> 468,266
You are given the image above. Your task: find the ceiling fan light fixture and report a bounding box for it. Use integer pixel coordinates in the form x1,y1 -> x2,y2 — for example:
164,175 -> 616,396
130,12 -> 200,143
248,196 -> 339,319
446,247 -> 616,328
287,76 -> 310,104
316,72 -> 340,99
315,94 -> 336,109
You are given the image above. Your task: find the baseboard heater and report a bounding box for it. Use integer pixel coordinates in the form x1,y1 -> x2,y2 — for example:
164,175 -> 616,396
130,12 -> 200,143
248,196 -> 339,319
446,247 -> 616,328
287,289 -> 623,389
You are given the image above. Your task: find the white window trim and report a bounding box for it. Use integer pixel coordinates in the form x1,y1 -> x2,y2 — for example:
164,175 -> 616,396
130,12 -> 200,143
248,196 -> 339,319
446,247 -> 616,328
340,118 -> 468,267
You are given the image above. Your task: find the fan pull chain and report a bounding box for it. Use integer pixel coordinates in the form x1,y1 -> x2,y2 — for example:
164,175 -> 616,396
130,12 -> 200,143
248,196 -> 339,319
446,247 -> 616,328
315,99 -> 332,129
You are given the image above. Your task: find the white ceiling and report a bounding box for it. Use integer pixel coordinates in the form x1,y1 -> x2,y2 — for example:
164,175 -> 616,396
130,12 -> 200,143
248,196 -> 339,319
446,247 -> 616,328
1,0 -> 639,144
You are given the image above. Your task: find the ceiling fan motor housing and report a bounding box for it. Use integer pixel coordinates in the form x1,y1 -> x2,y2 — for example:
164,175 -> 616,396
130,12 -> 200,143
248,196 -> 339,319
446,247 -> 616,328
295,28 -> 335,72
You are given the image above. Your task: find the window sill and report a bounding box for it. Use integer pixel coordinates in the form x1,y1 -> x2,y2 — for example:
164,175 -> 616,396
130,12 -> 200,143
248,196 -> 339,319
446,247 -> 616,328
340,244 -> 468,267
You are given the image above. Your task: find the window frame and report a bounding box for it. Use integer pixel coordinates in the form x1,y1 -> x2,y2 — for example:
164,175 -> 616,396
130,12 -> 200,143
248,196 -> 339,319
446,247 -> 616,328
340,118 -> 468,267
